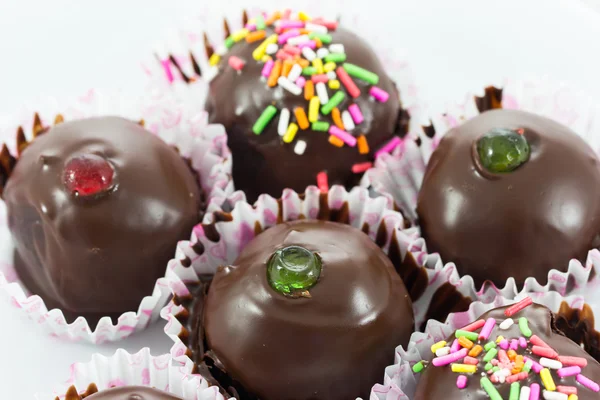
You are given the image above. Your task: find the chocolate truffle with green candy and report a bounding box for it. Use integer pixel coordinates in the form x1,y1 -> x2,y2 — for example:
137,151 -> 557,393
190,9 -> 407,203
197,220 -> 414,400
417,108 -> 600,288
413,298 -> 600,399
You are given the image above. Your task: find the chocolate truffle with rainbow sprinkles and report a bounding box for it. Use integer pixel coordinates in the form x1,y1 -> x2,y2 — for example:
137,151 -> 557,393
189,9 -> 407,203
413,297 -> 600,399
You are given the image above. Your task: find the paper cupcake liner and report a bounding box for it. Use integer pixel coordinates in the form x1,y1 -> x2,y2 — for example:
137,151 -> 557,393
160,185 -> 440,393
370,291 -> 600,399
0,89 -> 233,343
140,7 -> 425,147
361,78 -> 600,314
36,348 -> 230,400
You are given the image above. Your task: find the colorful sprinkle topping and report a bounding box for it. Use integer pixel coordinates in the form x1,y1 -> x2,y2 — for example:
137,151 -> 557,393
413,297 -> 599,398
200,10 -> 395,189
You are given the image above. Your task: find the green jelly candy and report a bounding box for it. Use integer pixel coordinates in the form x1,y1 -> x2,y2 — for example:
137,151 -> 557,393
267,246 -> 321,296
476,128 -> 530,173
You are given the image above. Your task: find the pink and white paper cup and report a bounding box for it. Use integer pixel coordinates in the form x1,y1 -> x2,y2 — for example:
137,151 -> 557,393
0,89 -> 232,343
37,348 -> 229,400
362,78 -> 600,316
370,291 -> 600,399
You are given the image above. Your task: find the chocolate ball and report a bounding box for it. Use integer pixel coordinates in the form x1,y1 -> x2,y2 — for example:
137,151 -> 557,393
4,117 -> 202,323
201,220 -> 414,400
414,302 -> 600,399
417,109 -> 600,288
63,386 -> 182,400
205,20 -> 403,203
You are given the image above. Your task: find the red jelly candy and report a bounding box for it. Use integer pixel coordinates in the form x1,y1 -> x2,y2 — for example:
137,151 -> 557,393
63,154 -> 114,197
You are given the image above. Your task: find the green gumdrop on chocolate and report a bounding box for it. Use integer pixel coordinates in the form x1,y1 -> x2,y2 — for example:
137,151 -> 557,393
477,128 -> 530,173
267,246 -> 321,296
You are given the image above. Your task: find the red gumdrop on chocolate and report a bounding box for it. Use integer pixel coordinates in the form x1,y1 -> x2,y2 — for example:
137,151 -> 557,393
62,154 -> 114,197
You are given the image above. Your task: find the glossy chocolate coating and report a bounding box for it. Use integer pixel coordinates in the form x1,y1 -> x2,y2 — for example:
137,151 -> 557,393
417,109 -> 600,288
63,386 -> 182,400
201,220 -> 414,400
205,28 -> 402,203
414,303 -> 600,399
4,117 -> 201,323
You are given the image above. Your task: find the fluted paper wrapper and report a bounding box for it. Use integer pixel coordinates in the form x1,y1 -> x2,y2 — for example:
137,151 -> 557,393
36,348 -> 230,400
362,78 -> 600,312
370,291 -> 600,399
0,89 -> 232,343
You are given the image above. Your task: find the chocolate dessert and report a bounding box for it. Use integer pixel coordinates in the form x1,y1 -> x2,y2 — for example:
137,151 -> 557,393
2,116 -> 202,325
417,109 -> 600,288
195,220 -> 414,400
414,299 -> 600,399
198,11 -> 407,202
61,385 -> 182,400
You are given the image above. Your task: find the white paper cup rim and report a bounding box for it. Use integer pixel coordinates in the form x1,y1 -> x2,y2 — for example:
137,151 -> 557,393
36,347 -> 230,400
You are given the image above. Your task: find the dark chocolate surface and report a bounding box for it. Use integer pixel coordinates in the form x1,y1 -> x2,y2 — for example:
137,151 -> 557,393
205,27 -> 402,203
417,109 -> 600,288
199,220 -> 414,400
556,302 -> 600,363
414,303 -> 600,399
4,117 -> 202,324
62,385 -> 182,400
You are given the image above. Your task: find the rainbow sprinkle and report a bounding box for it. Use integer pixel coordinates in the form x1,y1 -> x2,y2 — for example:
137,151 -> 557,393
202,10 -> 395,189
414,297 -> 599,397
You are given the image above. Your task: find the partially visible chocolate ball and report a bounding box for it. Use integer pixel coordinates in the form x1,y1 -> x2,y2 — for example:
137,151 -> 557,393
414,303 -> 600,400
417,109 -> 600,288
63,386 -> 183,400
201,220 -> 414,400
205,17 -> 404,203
4,117 -> 202,323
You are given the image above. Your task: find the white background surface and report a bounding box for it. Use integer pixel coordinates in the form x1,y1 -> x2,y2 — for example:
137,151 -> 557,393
1,0 -> 600,398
